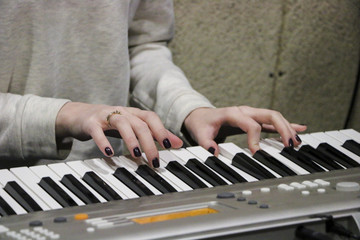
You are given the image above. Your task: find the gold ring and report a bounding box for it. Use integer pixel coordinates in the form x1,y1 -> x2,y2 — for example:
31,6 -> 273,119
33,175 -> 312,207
106,110 -> 121,127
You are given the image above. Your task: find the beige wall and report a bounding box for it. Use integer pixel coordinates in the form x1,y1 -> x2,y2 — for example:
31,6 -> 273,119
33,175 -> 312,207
169,0 -> 360,147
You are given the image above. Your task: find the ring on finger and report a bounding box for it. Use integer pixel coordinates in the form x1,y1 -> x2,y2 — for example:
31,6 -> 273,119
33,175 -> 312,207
106,110 -> 122,127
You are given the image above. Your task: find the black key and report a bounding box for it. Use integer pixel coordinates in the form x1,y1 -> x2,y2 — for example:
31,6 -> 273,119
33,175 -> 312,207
185,158 -> 228,186
83,171 -> 122,201
0,195 -> 16,216
165,161 -> 207,189
204,156 -> 247,183
39,177 -> 77,207
299,145 -> 343,170
317,143 -> 360,168
60,174 -> 100,204
253,150 -> 297,177
4,181 -> 42,212
231,153 -> 276,179
113,167 -> 154,197
136,165 -> 177,193
342,139 -> 360,157
281,147 -> 325,173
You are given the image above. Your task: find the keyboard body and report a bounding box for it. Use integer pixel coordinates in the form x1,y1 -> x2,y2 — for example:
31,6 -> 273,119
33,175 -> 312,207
0,130 -> 359,239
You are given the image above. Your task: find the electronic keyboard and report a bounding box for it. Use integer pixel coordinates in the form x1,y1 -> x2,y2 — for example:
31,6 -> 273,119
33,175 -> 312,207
0,129 -> 359,240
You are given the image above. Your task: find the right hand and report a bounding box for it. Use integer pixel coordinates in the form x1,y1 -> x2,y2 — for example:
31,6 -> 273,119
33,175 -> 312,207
55,102 -> 183,168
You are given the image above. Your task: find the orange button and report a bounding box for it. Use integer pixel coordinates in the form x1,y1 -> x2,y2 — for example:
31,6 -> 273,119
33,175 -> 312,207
74,213 -> 89,220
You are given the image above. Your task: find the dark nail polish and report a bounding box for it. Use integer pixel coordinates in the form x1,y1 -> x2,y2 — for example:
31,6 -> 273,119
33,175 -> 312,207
133,147 -> 141,157
295,134 -> 302,143
152,158 -> 160,168
289,139 -> 294,147
208,147 -> 215,154
105,147 -> 113,156
163,138 -> 171,149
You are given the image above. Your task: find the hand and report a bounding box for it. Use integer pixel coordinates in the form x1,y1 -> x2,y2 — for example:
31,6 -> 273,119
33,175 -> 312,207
183,106 -> 307,155
55,102 -> 183,167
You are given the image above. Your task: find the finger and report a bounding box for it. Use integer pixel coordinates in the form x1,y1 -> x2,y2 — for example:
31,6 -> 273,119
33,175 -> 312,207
89,126 -> 114,157
130,117 -> 160,168
196,135 -> 220,156
110,114 -> 142,159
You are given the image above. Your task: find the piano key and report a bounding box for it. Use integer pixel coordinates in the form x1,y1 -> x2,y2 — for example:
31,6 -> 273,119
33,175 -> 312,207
0,169 -> 49,211
218,142 -> 280,179
66,161 -> 122,201
115,156 -> 162,195
159,150 -> 211,188
310,132 -> 360,166
216,154 -> 258,182
83,159 -> 137,199
343,140 -> 360,157
0,195 -> 16,216
340,129 -> 360,142
10,167 -> 62,210
38,177 -> 78,207
30,165 -> 86,206
280,147 -> 326,173
253,150 -> 297,177
4,181 -> 42,213
60,174 -> 100,204
0,187 -> 27,215
142,152 -> 192,192
259,141 -> 309,175
186,146 -> 247,183
113,167 -> 154,197
82,172 -> 122,201
135,165 -> 177,194
171,148 -> 231,185
298,145 -> 344,170
324,131 -> 360,160
48,163 -> 107,203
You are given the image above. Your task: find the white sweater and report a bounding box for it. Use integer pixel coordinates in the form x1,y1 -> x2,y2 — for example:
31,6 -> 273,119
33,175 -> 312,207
0,0 -> 213,167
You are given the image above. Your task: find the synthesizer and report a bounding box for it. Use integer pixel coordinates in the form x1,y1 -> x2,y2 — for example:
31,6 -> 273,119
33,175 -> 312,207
0,129 -> 359,239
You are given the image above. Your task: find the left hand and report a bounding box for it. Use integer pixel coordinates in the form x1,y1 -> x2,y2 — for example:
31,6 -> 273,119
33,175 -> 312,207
183,106 -> 307,155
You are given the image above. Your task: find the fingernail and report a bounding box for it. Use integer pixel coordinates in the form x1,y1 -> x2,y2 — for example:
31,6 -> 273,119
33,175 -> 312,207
163,138 -> 171,149
105,147 -> 113,156
289,139 -> 294,147
295,134 -> 302,143
152,158 -> 160,168
208,147 -> 215,154
133,147 -> 141,157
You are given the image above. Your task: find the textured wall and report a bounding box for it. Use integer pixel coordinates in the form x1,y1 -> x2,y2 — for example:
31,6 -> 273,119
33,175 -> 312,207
170,0 -> 360,148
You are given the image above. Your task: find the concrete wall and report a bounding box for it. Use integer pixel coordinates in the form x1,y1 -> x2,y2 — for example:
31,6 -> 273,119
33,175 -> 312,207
169,0 -> 360,147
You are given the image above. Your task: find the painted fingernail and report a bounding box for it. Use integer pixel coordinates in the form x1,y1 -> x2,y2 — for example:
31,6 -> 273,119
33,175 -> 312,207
152,158 -> 160,168
163,138 -> 171,149
289,139 -> 294,147
295,134 -> 302,143
105,147 -> 113,156
208,147 -> 215,154
133,147 -> 141,157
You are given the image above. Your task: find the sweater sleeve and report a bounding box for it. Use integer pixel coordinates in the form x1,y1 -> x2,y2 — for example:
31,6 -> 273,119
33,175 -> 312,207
128,0 -> 214,136
0,93 -> 72,161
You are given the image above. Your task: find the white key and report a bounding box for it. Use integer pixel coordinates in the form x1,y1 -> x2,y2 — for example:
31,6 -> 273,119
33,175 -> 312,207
173,148 -> 232,185
10,167 -> 62,210
159,151 -> 212,188
47,163 -> 107,203
0,169 -> 50,211
260,140 -> 309,175
30,165 -> 85,206
340,129 -> 360,142
324,131 -> 360,163
0,186 -> 27,215
218,142 -> 281,178
66,160 -> 129,200
298,134 -> 322,148
84,159 -> 138,199
140,153 -> 190,192
114,156 -> 162,195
